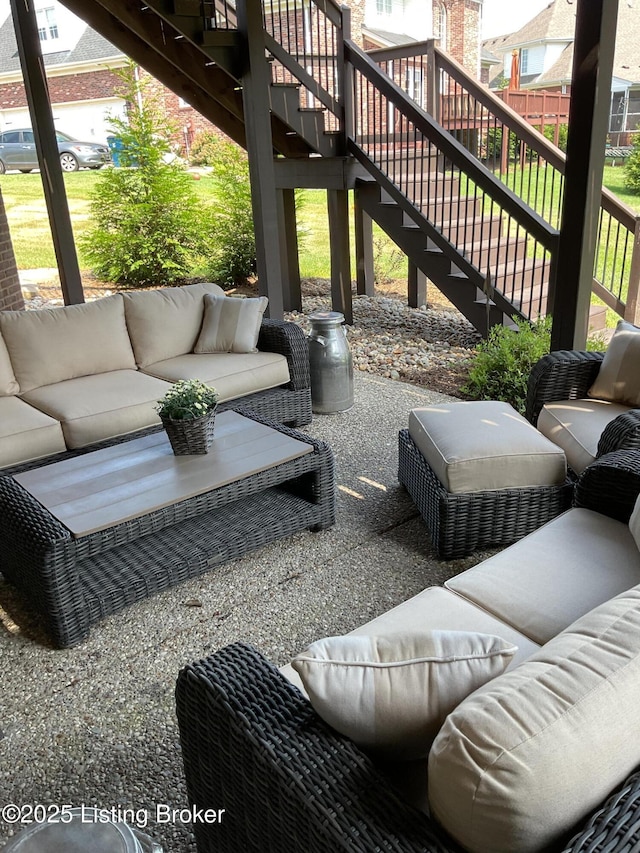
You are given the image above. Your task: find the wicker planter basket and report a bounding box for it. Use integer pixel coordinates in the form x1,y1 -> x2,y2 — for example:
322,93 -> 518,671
160,410 -> 217,455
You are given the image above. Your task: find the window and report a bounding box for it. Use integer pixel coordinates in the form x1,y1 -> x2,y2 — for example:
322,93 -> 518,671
36,7 -> 59,42
520,48 -> 529,74
433,2 -> 447,49
376,0 -> 393,15
0,132 -> 20,143
405,67 -> 424,108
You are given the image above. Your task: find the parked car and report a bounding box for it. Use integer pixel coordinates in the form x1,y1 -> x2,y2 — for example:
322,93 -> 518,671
0,129 -> 111,173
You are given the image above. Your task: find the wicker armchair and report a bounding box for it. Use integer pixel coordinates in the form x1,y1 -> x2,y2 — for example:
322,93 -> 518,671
525,350 -> 640,464
176,451 -> 640,853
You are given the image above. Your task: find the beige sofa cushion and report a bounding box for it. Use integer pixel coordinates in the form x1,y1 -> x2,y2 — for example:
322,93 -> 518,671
0,296 -> 136,393
123,282 -> 225,367
0,332 -> 18,396
194,294 -> 268,354
291,630 -> 516,760
588,320 -> 640,406
408,401 -> 566,494
22,370 -> 172,449
428,586 -> 640,853
446,507 -> 640,645
0,396 -> 66,469
140,352 -> 290,402
537,398 -> 630,474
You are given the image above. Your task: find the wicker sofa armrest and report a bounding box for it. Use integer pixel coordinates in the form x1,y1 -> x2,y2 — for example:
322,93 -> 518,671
525,351 -> 604,425
573,449 -> 640,522
597,409 -> 640,458
562,768 -> 640,852
176,642 -> 457,853
258,319 -> 310,391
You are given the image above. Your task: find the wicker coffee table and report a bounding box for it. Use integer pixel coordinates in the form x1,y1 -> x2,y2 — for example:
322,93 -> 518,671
0,411 -> 335,648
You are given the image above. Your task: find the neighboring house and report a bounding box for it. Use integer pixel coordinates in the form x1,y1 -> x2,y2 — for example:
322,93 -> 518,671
483,0 -> 640,144
356,0 -> 482,77
0,0 -> 219,153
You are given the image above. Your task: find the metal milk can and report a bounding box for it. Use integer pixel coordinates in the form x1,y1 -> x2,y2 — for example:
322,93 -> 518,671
308,310 -> 354,414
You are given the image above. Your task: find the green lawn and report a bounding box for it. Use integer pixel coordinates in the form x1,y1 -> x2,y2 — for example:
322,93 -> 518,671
2,165 -> 639,285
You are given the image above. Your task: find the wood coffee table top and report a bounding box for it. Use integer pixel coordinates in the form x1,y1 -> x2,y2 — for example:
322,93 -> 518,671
14,411 -> 314,538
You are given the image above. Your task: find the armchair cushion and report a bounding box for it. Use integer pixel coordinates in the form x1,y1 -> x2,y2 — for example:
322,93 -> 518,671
194,294 -> 269,354
537,398 -> 630,474
588,320 -> 640,406
0,332 -> 18,396
291,631 -> 516,760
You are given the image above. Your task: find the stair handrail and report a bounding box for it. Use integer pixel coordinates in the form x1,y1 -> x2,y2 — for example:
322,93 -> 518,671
365,38 -> 640,322
345,39 -> 558,251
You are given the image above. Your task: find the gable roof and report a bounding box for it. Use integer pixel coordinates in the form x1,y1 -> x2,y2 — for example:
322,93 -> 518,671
0,11 -> 123,76
483,0 -> 640,88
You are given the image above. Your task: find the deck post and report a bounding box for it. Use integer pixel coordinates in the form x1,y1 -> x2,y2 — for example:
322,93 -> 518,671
327,189 -> 353,324
354,190 -> 375,296
551,0 -> 618,350
236,0 -> 285,319
11,0 -> 84,305
277,188 -> 302,312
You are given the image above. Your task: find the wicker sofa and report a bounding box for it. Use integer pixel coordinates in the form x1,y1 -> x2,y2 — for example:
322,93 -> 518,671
0,282 -> 311,472
176,449 -> 640,853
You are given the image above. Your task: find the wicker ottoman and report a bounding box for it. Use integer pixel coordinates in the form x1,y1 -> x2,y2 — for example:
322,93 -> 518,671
398,401 -> 573,559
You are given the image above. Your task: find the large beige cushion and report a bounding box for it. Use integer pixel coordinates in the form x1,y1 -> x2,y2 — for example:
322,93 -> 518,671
537,398 -> 630,474
140,352 -> 290,402
0,396 -> 66,469
428,586 -> 640,853
194,294 -> 268,354
588,320 -> 640,406
0,296 -> 136,393
0,332 -> 18,396
408,401 -> 566,493
447,507 -> 640,644
123,282 -> 225,367
291,630 -> 516,760
22,370 -> 172,449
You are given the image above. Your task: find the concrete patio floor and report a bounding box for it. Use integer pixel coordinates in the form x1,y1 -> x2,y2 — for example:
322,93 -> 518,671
0,372 -> 495,852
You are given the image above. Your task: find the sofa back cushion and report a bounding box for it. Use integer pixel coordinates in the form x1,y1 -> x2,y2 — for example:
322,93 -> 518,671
123,282 -> 225,367
428,585 -> 640,853
0,295 -> 136,393
0,332 -> 18,396
588,319 -> 640,406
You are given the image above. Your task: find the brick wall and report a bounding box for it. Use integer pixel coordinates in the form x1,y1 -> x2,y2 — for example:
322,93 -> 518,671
0,69 -> 121,109
444,0 -> 480,76
0,188 -> 24,312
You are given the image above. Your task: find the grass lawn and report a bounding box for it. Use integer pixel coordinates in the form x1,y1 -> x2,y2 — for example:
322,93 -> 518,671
2,165 -> 639,292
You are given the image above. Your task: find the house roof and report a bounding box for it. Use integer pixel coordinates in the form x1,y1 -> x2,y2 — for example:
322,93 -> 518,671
362,27 -> 417,47
0,12 -> 123,76
483,0 -> 640,88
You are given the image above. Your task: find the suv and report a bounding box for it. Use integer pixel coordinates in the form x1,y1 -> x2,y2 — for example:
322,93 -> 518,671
0,129 -> 111,173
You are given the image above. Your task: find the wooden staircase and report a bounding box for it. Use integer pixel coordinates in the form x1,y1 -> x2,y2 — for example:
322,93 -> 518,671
57,0 -> 635,334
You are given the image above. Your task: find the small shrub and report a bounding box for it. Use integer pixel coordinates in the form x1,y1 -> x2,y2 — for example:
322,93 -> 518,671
80,61 -> 206,287
462,315 -> 551,414
373,234 -> 405,286
625,133 -> 640,194
542,124 -> 568,152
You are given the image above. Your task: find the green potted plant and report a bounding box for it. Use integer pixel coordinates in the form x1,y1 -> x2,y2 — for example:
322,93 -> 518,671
156,379 -> 219,455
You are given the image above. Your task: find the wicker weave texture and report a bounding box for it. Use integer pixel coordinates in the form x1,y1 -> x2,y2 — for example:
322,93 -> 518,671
176,642 -> 458,853
525,350 -> 604,425
160,411 -> 217,455
0,414 -> 335,648
398,429 -> 573,559
177,643 -> 640,853
574,449 -> 640,523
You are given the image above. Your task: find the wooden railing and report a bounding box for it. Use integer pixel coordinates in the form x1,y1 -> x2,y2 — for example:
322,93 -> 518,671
366,38 -> 640,322
348,39 -> 558,320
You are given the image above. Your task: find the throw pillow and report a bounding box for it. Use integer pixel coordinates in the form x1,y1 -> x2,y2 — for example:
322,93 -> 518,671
194,294 -> 268,354
291,631 -> 517,759
588,320 -> 640,406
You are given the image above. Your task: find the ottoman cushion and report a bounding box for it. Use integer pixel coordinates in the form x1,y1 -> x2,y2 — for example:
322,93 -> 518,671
408,401 -> 566,494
